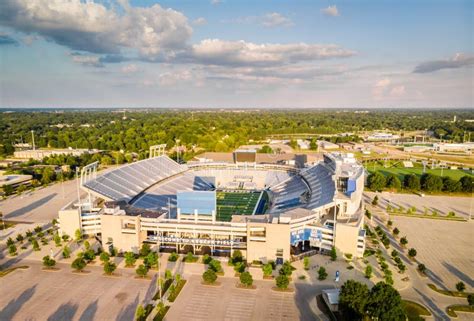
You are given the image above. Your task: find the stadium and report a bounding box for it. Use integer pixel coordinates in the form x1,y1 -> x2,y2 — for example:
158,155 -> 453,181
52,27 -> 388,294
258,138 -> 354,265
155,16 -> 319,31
59,147 -> 366,263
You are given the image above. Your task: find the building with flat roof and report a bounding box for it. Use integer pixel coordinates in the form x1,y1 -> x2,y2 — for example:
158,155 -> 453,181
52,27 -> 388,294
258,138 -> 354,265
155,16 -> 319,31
58,149 -> 365,263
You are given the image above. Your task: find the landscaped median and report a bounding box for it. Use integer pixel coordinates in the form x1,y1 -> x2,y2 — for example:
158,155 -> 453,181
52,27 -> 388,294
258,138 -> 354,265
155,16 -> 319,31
446,305 -> 474,318
402,300 -> 432,320
0,265 -> 29,277
387,212 -> 467,221
428,284 -> 473,298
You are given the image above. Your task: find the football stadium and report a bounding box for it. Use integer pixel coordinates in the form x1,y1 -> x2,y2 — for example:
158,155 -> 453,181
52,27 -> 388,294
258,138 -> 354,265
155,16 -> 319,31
59,147 -> 366,263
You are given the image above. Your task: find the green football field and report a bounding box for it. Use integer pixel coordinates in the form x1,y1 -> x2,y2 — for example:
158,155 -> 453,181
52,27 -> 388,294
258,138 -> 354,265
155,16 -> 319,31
216,191 -> 261,222
364,160 -> 472,181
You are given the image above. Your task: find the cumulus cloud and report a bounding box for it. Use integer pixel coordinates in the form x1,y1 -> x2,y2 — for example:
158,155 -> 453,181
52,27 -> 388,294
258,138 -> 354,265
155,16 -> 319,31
390,85 -> 406,97
0,33 -> 18,45
372,78 -> 391,100
321,5 -> 340,17
413,53 -> 474,73
0,0 -> 192,58
189,39 -> 355,67
159,69 -> 194,86
261,13 -> 294,27
193,17 -> 208,26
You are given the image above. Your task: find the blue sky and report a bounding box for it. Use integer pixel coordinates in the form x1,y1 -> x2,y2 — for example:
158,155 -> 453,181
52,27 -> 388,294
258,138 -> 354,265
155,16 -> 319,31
0,0 -> 472,108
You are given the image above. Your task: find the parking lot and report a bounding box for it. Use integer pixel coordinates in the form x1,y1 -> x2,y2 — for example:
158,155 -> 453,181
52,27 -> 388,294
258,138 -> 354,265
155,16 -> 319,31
0,262 -> 154,321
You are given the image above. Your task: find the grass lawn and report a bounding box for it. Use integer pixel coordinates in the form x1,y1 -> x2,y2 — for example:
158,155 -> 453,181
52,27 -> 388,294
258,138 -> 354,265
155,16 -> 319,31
216,191 -> 261,222
365,160 -> 472,181
402,300 -> 431,321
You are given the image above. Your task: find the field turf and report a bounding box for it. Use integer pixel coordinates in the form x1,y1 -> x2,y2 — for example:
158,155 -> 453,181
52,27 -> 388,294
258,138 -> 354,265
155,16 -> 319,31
216,191 -> 261,222
365,161 -> 472,181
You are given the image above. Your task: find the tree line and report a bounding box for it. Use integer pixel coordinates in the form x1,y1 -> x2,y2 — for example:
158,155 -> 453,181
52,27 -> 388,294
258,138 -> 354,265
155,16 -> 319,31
367,171 -> 472,193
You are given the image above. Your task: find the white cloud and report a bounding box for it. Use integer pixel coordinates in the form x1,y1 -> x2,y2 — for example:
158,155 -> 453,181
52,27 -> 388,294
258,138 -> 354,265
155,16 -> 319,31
69,52 -> 103,67
372,78 -> 391,100
413,53 -> 474,73
159,70 -> 194,86
190,39 -> 356,67
121,64 -> 138,73
0,0 -> 192,58
321,5 -> 340,17
211,0 -> 222,5
261,13 -> 294,27
192,17 -> 208,26
390,85 -> 406,97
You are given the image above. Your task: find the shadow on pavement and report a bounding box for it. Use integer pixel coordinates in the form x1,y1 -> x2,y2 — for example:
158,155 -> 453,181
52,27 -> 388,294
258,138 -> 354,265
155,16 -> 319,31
5,193 -> 57,219
442,262 -> 473,287
47,301 -> 79,321
116,294 -> 139,321
78,299 -> 98,321
414,288 -> 450,321
0,284 -> 37,320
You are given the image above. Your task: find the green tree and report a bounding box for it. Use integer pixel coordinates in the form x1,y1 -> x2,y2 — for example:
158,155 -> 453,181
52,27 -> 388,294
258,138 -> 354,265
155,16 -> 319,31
71,258 -> 86,272
42,255 -> 56,268
168,252 -> 179,262
456,281 -> 466,292
136,264 -> 149,278
262,263 -> 273,277
99,252 -> 110,264
366,282 -> 406,321
239,271 -> 253,287
417,263 -> 427,274
367,172 -> 386,191
2,184 -> 14,196
303,257 -> 310,270
420,173 -> 443,192
400,237 -> 408,247
62,245 -> 71,258
139,243 -> 151,257
135,304 -> 146,321
234,261 -> 245,274
74,229 -> 82,242
276,275 -> 289,289
231,249 -> 243,265
408,248 -> 417,259
104,261 -> 117,275
442,177 -> 461,192
467,294 -> 474,306
318,266 -> 328,280
100,155 -> 113,165
62,234 -> 70,242
124,252 -> 137,267
339,280 -> 369,321
16,234 -> 24,243
8,244 -> 17,256
393,227 -> 400,236
202,269 -> 217,284
54,233 -> 61,246
208,259 -> 222,273
32,239 -> 40,251
83,249 -> 96,262
386,174 -> 402,190
460,176 -> 473,193
202,254 -> 212,264
144,252 -> 158,269
6,237 -> 14,246
372,195 -> 379,206
404,174 -> 420,190
330,246 -> 337,261
365,265 -> 373,279
279,261 -> 293,276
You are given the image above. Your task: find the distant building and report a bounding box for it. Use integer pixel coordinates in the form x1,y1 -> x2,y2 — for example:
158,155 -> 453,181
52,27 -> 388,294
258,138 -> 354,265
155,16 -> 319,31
366,132 -> 400,141
318,141 -> 339,150
14,148 -> 98,160
0,172 -> 32,189
403,145 -> 434,153
433,143 -> 474,153
296,139 -> 310,150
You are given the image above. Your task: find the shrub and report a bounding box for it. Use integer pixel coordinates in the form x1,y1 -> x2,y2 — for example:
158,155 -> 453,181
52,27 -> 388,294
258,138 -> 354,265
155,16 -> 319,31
330,246 -> 337,261
83,249 -> 96,262
54,233 -> 61,246
279,261 -> 294,276
34,226 -> 42,233
104,261 -> 117,275
6,237 -> 14,246
184,252 -> 197,263
202,269 -> 217,284
32,239 -> 40,251
365,265 -> 373,279
26,230 -> 33,237
387,220 -> 393,227
372,195 -> 379,206
456,282 -> 466,292
62,234 -> 70,242
408,248 -> 417,259
144,252 -> 158,269
139,243 -> 151,257
136,264 -> 149,278
165,269 -> 172,280
417,263 -> 426,274
276,275 -> 289,289
391,250 -> 399,258
84,240 -> 90,250
8,244 -> 17,256
393,227 -> 400,236
467,294 -> 474,306
234,261 -> 245,273
71,258 -> 86,272
318,267 -> 328,280
74,229 -> 82,242
365,209 -> 372,219
230,250 -> 243,265
99,252 -> 110,264
43,255 -> 56,268
303,257 -> 310,270
124,252 -> 136,267
262,263 -> 273,276
400,237 -> 408,246
135,304 -> 145,321
240,271 -> 253,287
16,234 -> 24,243
209,259 -> 222,273
202,254 -> 212,264
168,252 -> 179,262
62,245 -> 71,258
